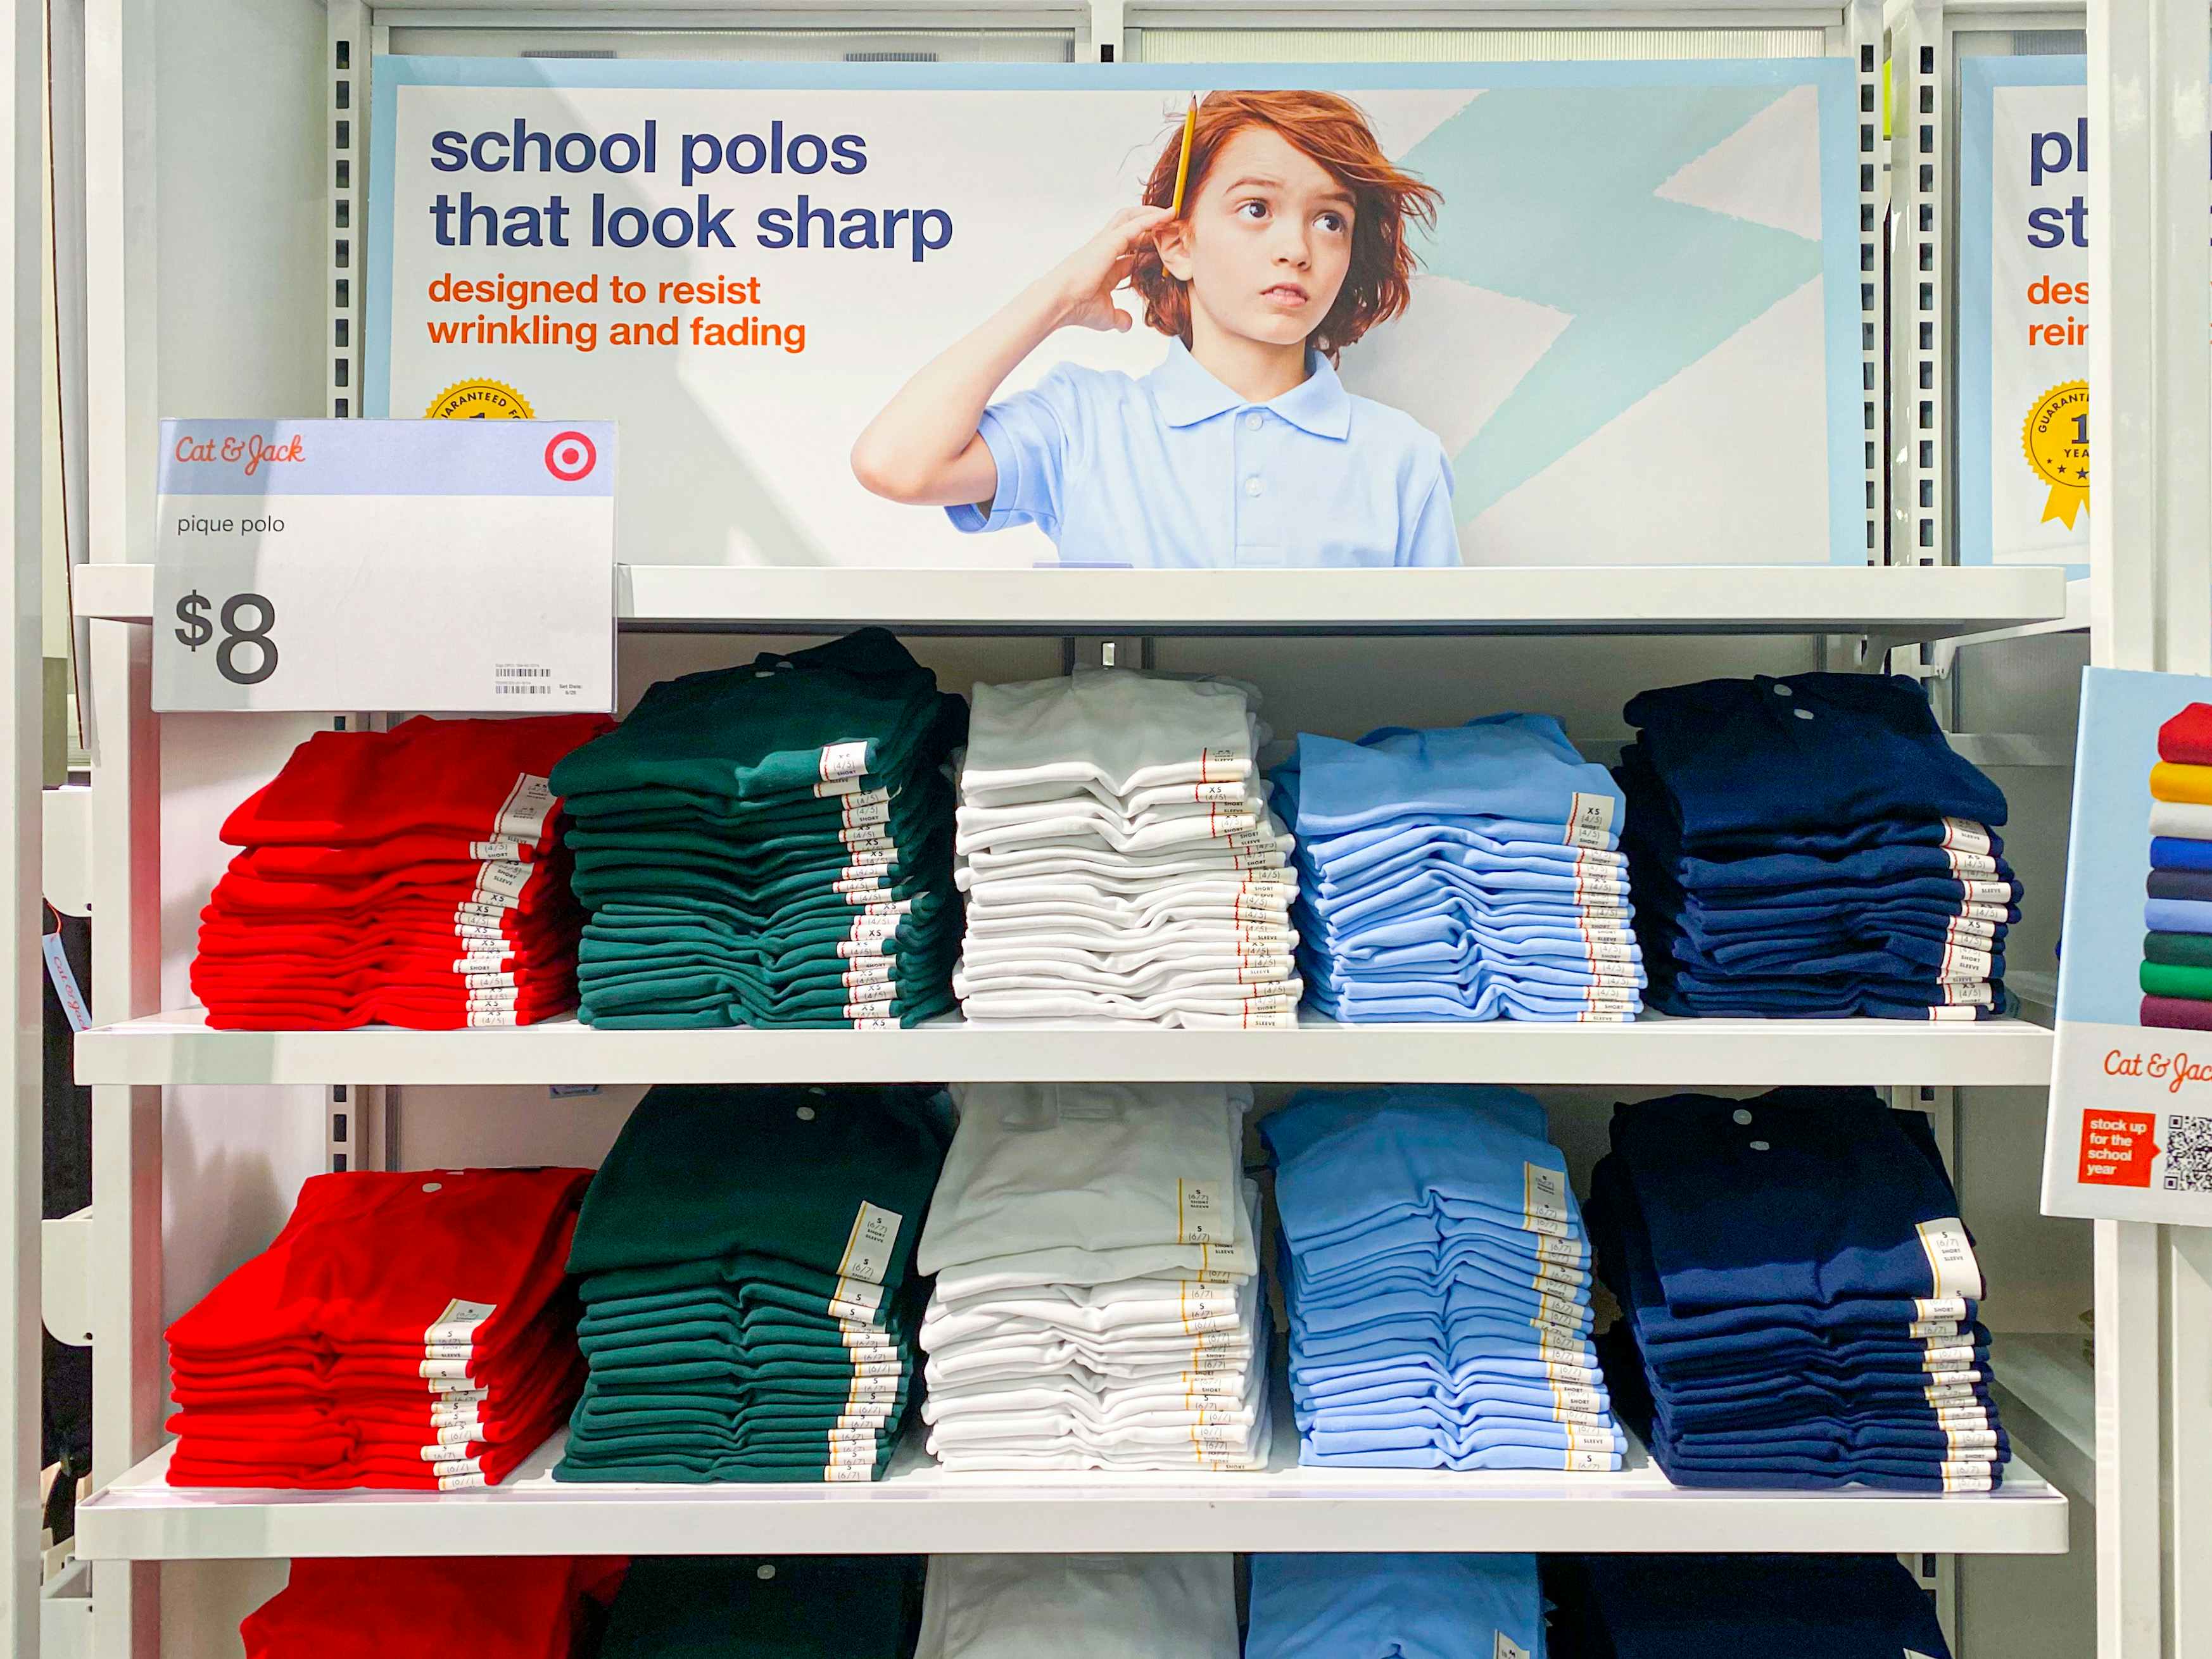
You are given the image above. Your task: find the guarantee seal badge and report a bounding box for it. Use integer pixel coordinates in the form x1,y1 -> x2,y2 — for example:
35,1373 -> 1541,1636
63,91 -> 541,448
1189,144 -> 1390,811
425,379 -> 534,420
2021,380 -> 2089,529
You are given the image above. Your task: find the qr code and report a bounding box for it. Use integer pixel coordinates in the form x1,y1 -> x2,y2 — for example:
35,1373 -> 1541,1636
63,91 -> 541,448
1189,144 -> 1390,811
2165,1114 -> 2212,1191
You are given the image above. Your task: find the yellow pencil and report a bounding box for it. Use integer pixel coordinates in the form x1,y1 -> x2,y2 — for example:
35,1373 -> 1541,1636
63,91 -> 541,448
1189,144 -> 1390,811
1169,96 -> 1198,215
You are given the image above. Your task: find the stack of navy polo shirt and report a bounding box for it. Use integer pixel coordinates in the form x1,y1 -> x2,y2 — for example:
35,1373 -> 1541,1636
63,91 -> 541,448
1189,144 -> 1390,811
1617,672 -> 2016,1021
1275,716 -> 1642,1023
1546,1553 -> 1952,1657
555,1083 -> 949,1485
548,629 -> 966,1029
1264,1086 -> 1624,1472
1588,1088 -> 2007,1492
1246,1553 -> 1548,1659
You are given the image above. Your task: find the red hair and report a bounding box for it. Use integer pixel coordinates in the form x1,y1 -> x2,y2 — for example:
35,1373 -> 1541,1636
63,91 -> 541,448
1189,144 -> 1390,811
1128,90 -> 1442,363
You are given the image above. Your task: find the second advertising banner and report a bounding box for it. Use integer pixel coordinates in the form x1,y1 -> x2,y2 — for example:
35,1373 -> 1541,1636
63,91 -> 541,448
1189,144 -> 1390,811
370,59 -> 1862,571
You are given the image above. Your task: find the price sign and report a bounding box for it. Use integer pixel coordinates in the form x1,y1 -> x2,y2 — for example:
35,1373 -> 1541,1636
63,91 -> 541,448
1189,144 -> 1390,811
153,419 -> 616,712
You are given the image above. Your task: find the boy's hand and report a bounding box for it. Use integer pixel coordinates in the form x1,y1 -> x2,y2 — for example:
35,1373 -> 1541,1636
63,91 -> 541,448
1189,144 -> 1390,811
1049,205 -> 1174,332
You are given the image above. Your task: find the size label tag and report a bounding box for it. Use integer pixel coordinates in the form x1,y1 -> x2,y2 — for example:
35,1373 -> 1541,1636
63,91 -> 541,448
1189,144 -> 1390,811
1176,1179 -> 1227,1245
1916,1216 -> 1987,1301
493,774 -> 557,842
1940,817 -> 1994,854
1496,1636 -> 1532,1659
837,1201 -> 902,1287
1564,1449 -> 1612,1473
819,740 -> 869,781
424,1297 -> 496,1349
1566,792 -> 1617,848
1523,1163 -> 1569,1227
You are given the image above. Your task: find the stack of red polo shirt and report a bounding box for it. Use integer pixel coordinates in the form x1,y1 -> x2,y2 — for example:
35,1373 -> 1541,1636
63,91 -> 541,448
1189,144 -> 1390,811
192,713 -> 612,1030
166,1166 -> 592,1491
241,1557 -> 626,1658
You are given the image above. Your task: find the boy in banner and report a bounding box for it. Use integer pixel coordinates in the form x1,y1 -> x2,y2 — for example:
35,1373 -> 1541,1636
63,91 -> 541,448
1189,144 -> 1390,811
852,90 -> 1458,568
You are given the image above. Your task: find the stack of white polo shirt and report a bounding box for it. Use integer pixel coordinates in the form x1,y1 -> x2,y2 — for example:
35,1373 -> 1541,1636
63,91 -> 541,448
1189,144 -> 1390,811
914,1083 -> 1271,1472
952,669 -> 1301,1029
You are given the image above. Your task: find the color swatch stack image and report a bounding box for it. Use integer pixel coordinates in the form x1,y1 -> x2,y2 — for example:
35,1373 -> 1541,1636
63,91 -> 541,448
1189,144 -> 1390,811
1275,715 -> 1642,1022
547,628 -> 967,1029
1587,1087 -> 2007,1492
2140,701 -> 2212,1030
597,1556 -> 925,1658
191,713 -> 611,1030
239,1558 -> 624,1659
555,1083 -> 949,1484
166,1166 -> 591,1491
1545,1553 -> 1954,1658
952,667 -> 1301,1028
1262,1085 -> 1623,1472
916,1555 -> 1238,1659
1247,1553 -> 1548,1659
1617,672 -> 2017,1021
914,1082 -> 1270,1472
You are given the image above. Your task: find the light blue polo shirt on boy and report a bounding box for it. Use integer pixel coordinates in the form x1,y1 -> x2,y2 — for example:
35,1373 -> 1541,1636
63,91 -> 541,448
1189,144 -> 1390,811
947,339 -> 1460,568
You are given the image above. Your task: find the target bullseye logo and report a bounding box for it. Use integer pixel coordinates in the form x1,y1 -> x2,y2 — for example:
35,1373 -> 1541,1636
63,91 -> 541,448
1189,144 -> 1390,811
544,431 -> 597,482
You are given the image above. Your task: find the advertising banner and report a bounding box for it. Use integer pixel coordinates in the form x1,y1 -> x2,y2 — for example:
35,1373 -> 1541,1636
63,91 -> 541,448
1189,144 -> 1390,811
1958,55 -> 2089,574
2044,668 -> 2212,1225
369,60 -> 1862,570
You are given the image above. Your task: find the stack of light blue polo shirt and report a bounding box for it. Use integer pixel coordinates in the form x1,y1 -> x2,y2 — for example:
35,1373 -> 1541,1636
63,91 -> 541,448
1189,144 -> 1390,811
1617,673 -> 2016,1021
1273,717 -> 1644,1023
1587,1088 -> 2009,1493
1263,1087 -> 1625,1472
1246,1552 -> 1548,1658
1548,1553 -> 1952,1657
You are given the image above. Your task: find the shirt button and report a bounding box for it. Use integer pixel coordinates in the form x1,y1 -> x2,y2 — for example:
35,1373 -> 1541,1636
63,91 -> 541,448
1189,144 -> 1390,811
1244,412 -> 1263,431
1245,477 -> 1263,497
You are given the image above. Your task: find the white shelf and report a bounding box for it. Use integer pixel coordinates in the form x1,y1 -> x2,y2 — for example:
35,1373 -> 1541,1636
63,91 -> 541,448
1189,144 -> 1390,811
75,1425 -> 2067,1561
72,1009 -> 2057,1089
1990,1333 -> 2096,1504
72,562 -> 2068,640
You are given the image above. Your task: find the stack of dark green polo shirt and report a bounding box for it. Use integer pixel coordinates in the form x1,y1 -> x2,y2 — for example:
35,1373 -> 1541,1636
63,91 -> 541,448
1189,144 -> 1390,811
598,1555 -> 923,1657
547,628 -> 967,1029
554,1083 -> 950,1485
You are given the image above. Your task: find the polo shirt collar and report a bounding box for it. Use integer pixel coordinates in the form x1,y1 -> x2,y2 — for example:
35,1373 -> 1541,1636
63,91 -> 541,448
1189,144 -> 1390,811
1146,339 -> 1353,440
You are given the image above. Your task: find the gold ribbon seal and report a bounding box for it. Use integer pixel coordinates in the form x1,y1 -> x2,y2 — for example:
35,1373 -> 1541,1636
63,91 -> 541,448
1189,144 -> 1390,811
2021,381 -> 2089,529
425,378 -> 534,420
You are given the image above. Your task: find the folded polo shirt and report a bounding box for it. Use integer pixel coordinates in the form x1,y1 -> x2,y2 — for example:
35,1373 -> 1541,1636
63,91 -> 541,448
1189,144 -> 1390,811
2150,798 -> 2212,840
916,1554 -> 1237,1659
2144,995 -> 2212,1031
1248,1552 -> 1546,1659
1552,1553 -> 1952,1658
221,714 -> 614,849
2153,836 -> 2212,873
1621,674 -> 2007,845
2151,867 -> 2212,904
2146,897 -> 2212,936
597,1555 -> 920,1659
571,1085 -> 945,1283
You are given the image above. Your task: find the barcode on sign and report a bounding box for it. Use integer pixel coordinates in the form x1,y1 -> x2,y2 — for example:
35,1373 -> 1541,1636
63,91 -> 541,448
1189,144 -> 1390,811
495,664 -> 552,699
2165,1114 -> 2212,1192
